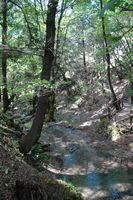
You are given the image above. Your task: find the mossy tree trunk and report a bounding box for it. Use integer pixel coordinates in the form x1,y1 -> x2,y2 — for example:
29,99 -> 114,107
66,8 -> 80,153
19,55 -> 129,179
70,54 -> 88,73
19,0 -> 58,154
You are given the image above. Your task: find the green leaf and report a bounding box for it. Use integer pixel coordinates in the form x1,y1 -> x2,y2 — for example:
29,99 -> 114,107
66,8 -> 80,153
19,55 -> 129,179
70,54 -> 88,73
99,0 -> 122,18
107,35 -> 123,43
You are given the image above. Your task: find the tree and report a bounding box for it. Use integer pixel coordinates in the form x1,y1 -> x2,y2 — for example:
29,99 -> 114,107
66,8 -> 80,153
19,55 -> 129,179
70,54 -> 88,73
1,0 -> 10,112
19,0 -> 59,154
100,0 -> 121,110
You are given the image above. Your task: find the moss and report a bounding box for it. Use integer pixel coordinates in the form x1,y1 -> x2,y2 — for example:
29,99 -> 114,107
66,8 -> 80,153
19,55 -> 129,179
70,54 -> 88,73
46,180 -> 83,200
60,181 -> 82,200
108,122 -> 122,141
96,115 -> 109,135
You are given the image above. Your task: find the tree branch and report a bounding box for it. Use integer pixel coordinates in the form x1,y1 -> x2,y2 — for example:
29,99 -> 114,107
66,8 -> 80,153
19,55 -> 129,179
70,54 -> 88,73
8,0 -> 34,43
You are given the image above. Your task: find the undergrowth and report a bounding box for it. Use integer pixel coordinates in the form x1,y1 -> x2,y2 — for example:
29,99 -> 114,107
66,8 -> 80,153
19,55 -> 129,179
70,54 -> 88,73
24,143 -> 51,170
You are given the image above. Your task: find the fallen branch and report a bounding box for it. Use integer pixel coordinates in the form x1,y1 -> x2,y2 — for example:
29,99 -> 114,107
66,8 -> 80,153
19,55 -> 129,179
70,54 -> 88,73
115,116 -> 129,124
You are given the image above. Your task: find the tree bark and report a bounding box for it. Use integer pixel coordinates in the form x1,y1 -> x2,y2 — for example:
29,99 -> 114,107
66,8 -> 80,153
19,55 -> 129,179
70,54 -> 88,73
100,0 -> 121,111
2,0 -> 10,112
19,0 -> 58,154
19,91 -> 51,153
130,81 -> 133,105
41,0 -> 58,80
81,26 -> 88,83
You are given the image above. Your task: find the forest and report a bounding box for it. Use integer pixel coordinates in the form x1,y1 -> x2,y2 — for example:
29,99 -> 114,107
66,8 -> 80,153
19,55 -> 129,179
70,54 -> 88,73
0,0 -> 133,199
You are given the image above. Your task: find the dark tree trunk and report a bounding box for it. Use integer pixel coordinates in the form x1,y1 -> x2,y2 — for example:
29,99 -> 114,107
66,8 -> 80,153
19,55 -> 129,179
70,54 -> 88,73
130,81 -> 133,105
81,20 -> 87,78
116,69 -> 124,81
100,0 -> 121,111
82,28 -> 88,83
41,0 -> 58,81
19,91 -> 51,153
19,0 -> 58,154
82,37 -> 87,74
2,0 -> 10,112
0,88 -> 1,102
52,0 -> 66,79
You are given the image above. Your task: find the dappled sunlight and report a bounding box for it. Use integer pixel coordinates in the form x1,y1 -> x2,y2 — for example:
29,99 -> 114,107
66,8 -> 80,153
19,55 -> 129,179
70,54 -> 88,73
115,102 -> 133,123
1,0 -> 133,198
41,120 -> 133,199
38,80 -> 133,199
54,165 -> 133,199
114,80 -> 128,94
82,189 -> 109,200
79,121 -> 93,128
101,160 -> 120,170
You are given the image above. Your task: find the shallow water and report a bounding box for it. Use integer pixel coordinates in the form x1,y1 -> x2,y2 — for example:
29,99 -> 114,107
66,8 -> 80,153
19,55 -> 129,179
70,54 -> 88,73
41,124 -> 133,200
58,151 -> 133,200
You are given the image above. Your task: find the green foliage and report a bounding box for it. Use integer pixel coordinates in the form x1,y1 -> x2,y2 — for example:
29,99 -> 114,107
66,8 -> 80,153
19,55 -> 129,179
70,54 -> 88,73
11,79 -> 51,102
127,88 -> 133,96
55,80 -> 73,90
24,143 -> 51,169
100,0 -> 121,18
100,0 -> 133,17
0,0 -> 132,116
0,1 -> 133,198
107,35 -> 123,43
73,95 -> 81,101
0,112 -> 21,155
60,180 -> 82,200
0,112 -> 14,128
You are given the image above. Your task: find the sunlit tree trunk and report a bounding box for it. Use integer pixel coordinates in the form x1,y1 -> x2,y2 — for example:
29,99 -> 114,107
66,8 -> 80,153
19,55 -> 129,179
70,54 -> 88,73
100,0 -> 121,111
19,0 -> 58,154
2,0 -> 10,112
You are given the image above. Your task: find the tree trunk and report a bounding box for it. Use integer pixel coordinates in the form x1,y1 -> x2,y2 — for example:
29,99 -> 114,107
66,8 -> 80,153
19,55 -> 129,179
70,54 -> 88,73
41,0 -> 58,81
82,28 -> 88,83
19,91 -> 51,153
100,0 -> 121,111
2,0 -> 10,112
19,0 -> 58,154
130,81 -> 133,105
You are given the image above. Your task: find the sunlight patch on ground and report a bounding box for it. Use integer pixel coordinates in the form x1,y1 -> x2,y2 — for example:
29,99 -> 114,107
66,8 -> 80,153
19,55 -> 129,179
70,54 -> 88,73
113,183 -> 132,192
129,143 -> 133,152
79,187 -> 108,200
47,162 -> 96,176
62,163 -> 96,175
79,121 -> 93,128
103,160 -> 119,169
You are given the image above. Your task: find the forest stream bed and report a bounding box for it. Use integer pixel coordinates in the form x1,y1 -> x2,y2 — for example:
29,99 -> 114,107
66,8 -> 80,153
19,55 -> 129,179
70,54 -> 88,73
39,105 -> 133,200
1,85 -> 132,200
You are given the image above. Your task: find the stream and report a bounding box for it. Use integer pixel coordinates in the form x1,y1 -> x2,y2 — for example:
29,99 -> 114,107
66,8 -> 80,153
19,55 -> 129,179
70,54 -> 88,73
40,107 -> 133,200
